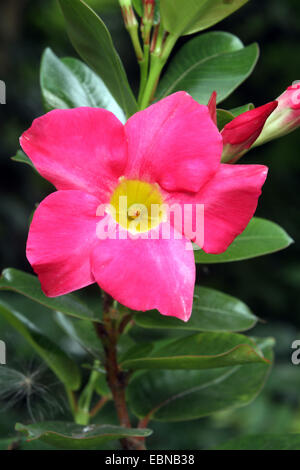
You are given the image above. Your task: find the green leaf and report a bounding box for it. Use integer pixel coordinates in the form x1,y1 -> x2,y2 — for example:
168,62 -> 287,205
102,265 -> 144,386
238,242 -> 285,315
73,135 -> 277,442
96,0 -> 119,10
217,109 -> 235,130
121,332 -> 269,370
157,32 -> 259,105
216,434 -> 300,450
40,48 -> 125,122
11,150 -> 34,169
54,312 -> 103,357
194,218 -> 293,264
0,438 -> 18,450
120,342 -> 154,364
58,0 -> 137,118
230,103 -> 255,116
0,298 -> 81,390
0,268 -> 100,322
134,286 -> 257,333
128,337 -> 274,421
15,422 -> 152,450
160,0 -> 249,36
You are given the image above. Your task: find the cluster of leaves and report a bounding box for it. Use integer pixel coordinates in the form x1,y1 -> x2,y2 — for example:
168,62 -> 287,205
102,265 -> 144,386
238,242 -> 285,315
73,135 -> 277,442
0,0 -> 298,450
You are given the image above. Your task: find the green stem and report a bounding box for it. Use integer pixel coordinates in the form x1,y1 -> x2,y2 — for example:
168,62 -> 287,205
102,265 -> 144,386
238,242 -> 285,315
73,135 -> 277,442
76,360 -> 101,426
139,33 -> 178,110
152,22 -> 165,56
138,44 -> 150,105
119,1 -> 144,62
127,24 -> 144,62
65,387 -> 77,419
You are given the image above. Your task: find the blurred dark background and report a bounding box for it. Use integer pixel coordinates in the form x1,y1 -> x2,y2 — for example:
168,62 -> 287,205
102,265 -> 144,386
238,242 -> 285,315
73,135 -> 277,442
0,0 -> 300,449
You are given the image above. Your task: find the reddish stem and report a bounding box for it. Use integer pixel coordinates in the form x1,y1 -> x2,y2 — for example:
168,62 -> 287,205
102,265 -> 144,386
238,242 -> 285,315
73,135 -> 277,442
94,293 -> 146,450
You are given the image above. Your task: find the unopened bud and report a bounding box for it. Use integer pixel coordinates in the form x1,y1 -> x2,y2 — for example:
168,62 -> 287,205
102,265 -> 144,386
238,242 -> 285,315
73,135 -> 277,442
143,0 -> 155,23
254,82 -> 300,146
221,101 -> 278,163
119,0 -> 138,28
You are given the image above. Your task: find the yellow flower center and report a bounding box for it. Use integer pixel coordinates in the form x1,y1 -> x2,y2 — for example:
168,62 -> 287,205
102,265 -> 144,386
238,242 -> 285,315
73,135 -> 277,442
109,178 -> 165,233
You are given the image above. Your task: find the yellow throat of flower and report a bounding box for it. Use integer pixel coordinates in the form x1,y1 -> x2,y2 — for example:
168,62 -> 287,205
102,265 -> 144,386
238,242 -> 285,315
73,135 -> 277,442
109,178 -> 166,233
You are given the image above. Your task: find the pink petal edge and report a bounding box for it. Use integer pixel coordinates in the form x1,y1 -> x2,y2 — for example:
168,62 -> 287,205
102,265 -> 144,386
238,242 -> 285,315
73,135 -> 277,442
20,107 -> 127,201
124,91 -> 223,193
27,190 -> 102,296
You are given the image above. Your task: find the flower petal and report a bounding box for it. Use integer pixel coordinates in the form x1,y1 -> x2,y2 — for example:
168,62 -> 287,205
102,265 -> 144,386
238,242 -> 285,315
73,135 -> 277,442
164,164 -> 268,254
20,108 -> 127,200
91,221 -> 195,321
124,92 -> 223,193
27,190 -> 101,296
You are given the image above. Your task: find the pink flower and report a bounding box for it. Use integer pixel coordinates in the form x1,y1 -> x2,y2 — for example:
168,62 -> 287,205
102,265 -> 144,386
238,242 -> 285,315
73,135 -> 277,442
208,91 -> 278,163
20,92 -> 268,321
254,82 -> 300,146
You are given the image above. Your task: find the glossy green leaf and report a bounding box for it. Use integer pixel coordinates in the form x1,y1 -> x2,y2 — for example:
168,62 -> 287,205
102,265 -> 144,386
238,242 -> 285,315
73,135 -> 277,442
194,218 -> 293,264
120,342 -> 154,364
58,0 -> 137,118
40,48 -> 125,122
15,422 -> 152,450
0,268 -> 100,322
134,286 -> 257,333
160,0 -> 249,36
121,332 -> 269,370
0,298 -> 81,390
216,434 -> 300,450
11,150 -> 34,169
54,312 -> 103,357
230,102 -> 255,116
96,0 -> 119,10
128,337 -> 274,421
157,32 -> 259,105
217,109 -> 235,130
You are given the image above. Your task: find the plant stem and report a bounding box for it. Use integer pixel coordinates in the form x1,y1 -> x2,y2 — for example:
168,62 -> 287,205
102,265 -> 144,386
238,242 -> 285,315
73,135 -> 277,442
90,396 -> 110,418
139,33 -> 178,110
94,292 -> 146,450
138,45 -> 150,105
138,1 -> 155,105
127,23 -> 144,63
152,22 -> 165,56
65,387 -> 77,419
76,360 -> 101,425
119,1 -> 144,63
139,54 -> 164,109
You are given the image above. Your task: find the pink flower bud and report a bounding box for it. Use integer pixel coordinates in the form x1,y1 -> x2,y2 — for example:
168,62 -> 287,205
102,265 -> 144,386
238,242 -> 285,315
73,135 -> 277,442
254,82 -> 300,146
207,91 -> 217,126
221,101 -> 278,163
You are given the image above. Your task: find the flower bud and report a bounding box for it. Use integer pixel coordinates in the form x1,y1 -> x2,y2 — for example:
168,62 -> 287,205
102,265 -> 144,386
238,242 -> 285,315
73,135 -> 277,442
254,82 -> 300,146
207,91 -> 217,126
221,101 -> 278,163
119,0 -> 138,28
143,0 -> 155,23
